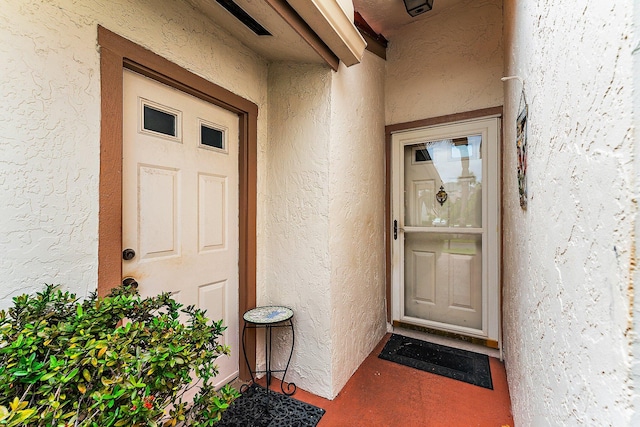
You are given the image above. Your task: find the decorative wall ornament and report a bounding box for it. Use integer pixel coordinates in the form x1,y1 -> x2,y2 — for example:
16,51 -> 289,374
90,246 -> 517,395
502,75 -> 528,210
436,185 -> 448,206
516,105 -> 528,209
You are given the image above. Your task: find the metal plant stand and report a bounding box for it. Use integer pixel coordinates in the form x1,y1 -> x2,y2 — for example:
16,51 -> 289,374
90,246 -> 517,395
242,305 -> 297,412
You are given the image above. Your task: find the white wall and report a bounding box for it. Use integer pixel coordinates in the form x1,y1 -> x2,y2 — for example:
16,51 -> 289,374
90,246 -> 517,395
264,62 -> 334,397
329,51 -> 387,396
0,0 -> 268,309
265,51 -> 386,399
633,1 -> 640,424
502,1 -> 636,424
385,0 -> 504,125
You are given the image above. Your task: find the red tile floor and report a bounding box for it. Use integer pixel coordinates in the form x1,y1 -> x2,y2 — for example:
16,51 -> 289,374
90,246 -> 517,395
262,333 -> 514,427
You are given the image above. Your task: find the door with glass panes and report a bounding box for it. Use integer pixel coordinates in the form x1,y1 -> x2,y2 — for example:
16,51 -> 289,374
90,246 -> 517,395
391,118 -> 500,341
122,69 -> 240,389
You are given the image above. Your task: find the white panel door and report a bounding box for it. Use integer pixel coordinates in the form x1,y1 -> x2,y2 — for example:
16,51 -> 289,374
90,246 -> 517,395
391,118 -> 500,341
122,69 -> 239,389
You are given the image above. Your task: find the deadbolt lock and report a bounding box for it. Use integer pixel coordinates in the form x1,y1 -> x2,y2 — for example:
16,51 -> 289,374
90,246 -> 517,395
122,248 -> 136,261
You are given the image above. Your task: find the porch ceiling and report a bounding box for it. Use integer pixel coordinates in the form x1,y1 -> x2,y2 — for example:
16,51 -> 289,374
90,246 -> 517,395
186,0 -> 325,64
353,0 -> 469,36
188,0 -> 468,68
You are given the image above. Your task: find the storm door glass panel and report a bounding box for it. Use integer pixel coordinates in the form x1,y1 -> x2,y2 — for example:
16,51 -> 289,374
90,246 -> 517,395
403,135 -> 483,330
404,137 -> 482,228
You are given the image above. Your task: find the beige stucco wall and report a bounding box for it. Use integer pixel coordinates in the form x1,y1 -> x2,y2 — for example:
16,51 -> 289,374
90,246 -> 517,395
633,2 -> 640,424
0,0 -> 268,311
264,62 -> 334,397
502,1 -> 636,424
385,0 -> 504,125
265,51 -> 386,399
329,51 -> 387,397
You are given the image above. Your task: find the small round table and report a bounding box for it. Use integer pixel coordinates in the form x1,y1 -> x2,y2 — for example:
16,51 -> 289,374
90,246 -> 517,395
242,306 -> 297,396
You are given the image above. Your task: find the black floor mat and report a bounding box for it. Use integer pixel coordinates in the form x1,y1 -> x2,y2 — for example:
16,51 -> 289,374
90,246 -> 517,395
217,384 -> 325,427
379,333 -> 493,389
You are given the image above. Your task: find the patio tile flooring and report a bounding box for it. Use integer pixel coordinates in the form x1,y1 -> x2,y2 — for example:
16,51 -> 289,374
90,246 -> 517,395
260,333 -> 514,427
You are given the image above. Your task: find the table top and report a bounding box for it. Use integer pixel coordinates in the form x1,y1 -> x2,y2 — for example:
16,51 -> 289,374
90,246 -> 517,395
243,306 -> 294,324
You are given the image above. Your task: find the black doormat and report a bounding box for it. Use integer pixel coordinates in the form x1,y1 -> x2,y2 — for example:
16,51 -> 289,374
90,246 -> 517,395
217,384 -> 325,427
379,334 -> 493,389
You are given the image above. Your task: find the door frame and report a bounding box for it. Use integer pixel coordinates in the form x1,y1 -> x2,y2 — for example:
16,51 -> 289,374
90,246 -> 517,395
385,107 -> 503,345
97,26 -> 257,379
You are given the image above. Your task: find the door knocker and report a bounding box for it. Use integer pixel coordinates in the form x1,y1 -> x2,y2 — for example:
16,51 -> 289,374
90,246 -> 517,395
436,185 -> 448,206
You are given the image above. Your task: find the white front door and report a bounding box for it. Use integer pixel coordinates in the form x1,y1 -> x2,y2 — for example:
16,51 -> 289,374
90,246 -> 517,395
391,117 -> 500,342
122,69 -> 240,388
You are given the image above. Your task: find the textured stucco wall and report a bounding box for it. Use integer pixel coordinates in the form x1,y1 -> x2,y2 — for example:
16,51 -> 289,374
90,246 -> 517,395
329,51 -> 387,397
633,2 -> 640,424
2,0 -> 384,402
385,0 -> 503,125
0,0 -> 268,310
502,1 -> 636,424
265,62 -> 334,397
265,53 -> 386,399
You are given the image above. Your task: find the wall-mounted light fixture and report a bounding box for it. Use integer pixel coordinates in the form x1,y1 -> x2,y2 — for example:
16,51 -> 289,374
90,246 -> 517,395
403,0 -> 434,17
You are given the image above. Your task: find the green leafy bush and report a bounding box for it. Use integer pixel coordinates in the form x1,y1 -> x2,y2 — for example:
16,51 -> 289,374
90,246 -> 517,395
0,284 -> 239,426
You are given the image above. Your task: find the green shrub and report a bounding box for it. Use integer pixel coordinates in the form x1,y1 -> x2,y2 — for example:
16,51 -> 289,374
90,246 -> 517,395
0,284 -> 239,426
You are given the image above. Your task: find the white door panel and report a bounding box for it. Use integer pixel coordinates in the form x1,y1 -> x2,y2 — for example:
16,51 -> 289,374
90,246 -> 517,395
123,69 -> 239,389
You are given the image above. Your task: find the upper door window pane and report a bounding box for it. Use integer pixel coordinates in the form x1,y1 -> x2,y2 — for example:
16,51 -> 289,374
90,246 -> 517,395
201,125 -> 224,150
143,105 -> 177,137
199,119 -> 227,153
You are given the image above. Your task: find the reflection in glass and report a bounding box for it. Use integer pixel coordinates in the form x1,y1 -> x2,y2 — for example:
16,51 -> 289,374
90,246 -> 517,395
404,136 -> 482,228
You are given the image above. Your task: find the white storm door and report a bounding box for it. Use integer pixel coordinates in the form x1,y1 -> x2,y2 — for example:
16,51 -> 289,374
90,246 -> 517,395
122,69 -> 240,388
391,117 -> 500,341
